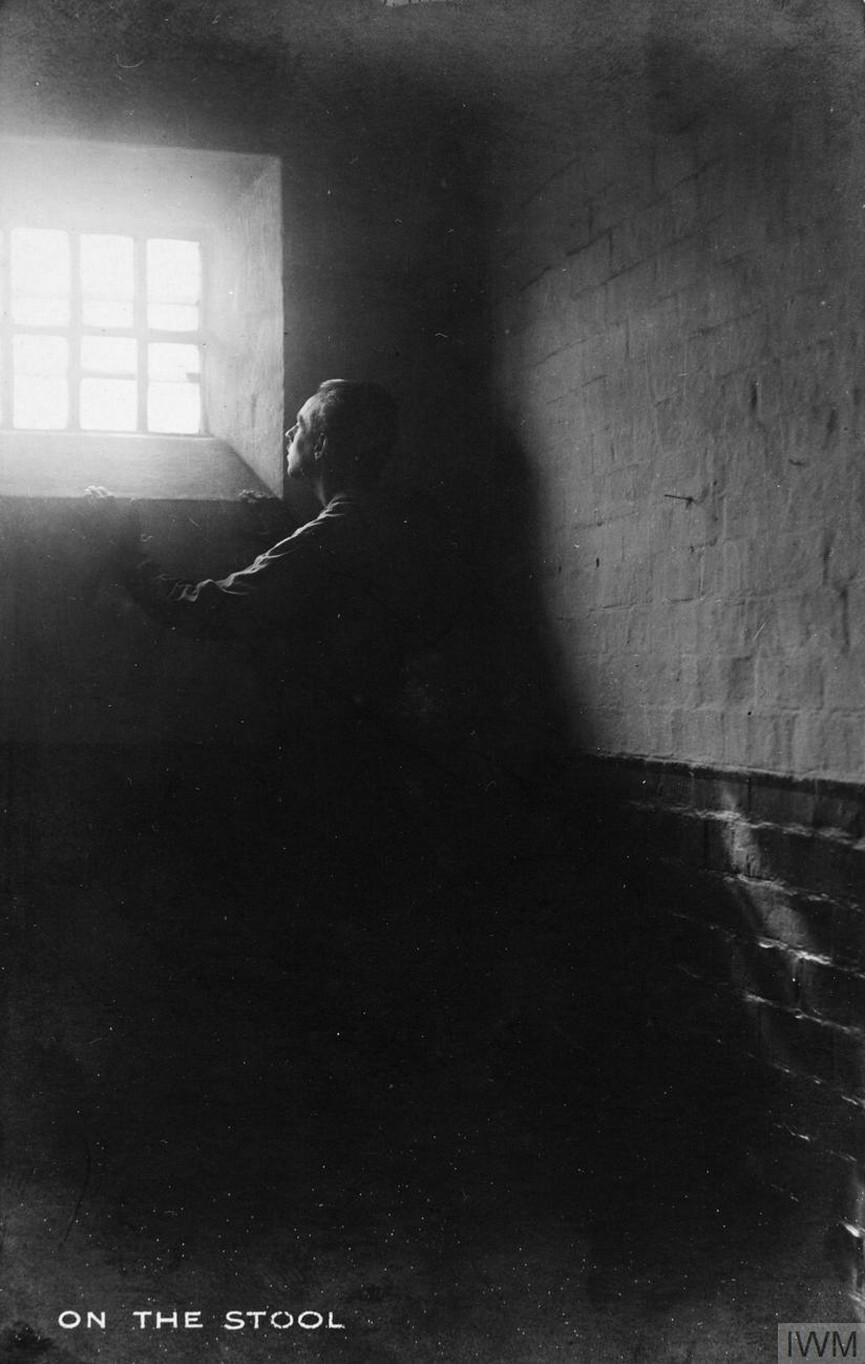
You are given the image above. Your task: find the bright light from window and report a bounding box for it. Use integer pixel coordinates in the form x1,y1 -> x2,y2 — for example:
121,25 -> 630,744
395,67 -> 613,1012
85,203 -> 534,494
81,235 -> 134,330
81,235 -> 134,298
11,228 -> 70,326
147,239 -> 201,334
4,228 -> 204,434
81,379 -> 138,432
14,334 -> 68,373
82,336 -> 138,374
11,229 -> 70,296
13,333 -> 69,429
147,340 -> 201,433
148,383 -> 201,435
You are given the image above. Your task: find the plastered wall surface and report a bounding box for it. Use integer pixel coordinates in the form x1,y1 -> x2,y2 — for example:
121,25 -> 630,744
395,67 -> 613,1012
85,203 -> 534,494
207,161 -> 284,493
489,2 -> 865,782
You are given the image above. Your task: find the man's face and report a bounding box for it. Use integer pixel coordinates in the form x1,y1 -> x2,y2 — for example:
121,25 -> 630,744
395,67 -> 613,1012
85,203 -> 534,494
285,394 -> 323,481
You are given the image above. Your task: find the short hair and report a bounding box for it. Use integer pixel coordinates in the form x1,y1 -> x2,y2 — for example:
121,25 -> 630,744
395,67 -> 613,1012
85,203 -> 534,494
310,379 -> 399,487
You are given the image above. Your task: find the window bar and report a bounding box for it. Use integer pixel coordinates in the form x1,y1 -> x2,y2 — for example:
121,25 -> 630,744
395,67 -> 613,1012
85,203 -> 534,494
68,232 -> 82,431
198,240 -> 207,434
134,236 -> 148,433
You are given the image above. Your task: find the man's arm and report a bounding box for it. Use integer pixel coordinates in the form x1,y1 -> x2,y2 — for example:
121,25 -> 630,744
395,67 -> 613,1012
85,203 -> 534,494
84,486 -> 325,640
120,547 -> 322,639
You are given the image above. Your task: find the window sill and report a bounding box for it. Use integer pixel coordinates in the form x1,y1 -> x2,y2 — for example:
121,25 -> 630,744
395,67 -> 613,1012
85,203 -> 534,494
0,431 -> 273,500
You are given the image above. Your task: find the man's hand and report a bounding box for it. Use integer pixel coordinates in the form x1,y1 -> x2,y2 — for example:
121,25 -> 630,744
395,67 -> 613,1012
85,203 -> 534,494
82,486 -> 144,568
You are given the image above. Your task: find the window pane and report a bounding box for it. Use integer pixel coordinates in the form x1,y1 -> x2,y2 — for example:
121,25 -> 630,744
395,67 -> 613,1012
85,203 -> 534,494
81,379 -> 138,432
147,303 -> 200,332
14,377 -> 68,429
83,301 -> 134,329
13,334 -> 69,427
147,239 -> 200,303
82,337 -> 137,375
148,343 -> 200,382
12,297 -> 70,326
81,235 -> 134,301
14,334 -> 68,375
11,229 -> 70,298
148,382 -> 201,434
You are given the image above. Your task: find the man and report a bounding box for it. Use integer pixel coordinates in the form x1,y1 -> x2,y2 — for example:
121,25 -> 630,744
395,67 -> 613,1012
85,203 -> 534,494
88,378 -> 452,722
82,383 -> 467,1138
86,379 -> 459,881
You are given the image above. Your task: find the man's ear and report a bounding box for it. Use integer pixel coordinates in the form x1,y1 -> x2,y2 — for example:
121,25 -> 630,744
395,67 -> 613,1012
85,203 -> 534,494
313,434 -> 327,464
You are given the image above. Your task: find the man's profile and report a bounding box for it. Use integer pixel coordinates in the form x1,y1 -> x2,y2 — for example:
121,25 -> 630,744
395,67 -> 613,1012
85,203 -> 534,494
285,378 -> 398,501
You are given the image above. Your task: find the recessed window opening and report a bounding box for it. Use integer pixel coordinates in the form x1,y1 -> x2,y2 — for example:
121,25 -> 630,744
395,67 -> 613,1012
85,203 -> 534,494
3,228 -> 204,435
0,137 -> 283,499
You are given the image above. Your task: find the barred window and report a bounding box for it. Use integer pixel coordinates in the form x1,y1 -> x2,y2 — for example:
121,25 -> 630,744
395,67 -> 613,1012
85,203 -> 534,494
2,229 -> 204,435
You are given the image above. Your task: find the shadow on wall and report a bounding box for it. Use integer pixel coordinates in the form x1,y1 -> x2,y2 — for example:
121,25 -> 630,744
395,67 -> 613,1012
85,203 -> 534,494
440,418 -> 589,794
415,409 -> 824,1309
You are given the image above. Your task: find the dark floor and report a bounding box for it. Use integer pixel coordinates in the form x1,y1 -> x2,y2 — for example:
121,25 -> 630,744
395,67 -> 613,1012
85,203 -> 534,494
0,777 -> 853,1363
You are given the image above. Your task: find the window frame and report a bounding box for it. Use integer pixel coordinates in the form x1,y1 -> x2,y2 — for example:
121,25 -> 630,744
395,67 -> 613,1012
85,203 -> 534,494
0,223 -> 208,438
0,136 -> 284,501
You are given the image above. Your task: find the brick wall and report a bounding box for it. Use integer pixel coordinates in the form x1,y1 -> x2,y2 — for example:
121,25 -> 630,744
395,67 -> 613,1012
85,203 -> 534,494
488,8 -> 865,782
580,753 -> 865,1301
482,5 -> 865,1303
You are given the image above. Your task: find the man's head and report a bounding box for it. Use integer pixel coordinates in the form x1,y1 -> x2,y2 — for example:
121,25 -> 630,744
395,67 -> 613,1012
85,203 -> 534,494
285,380 -> 398,493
